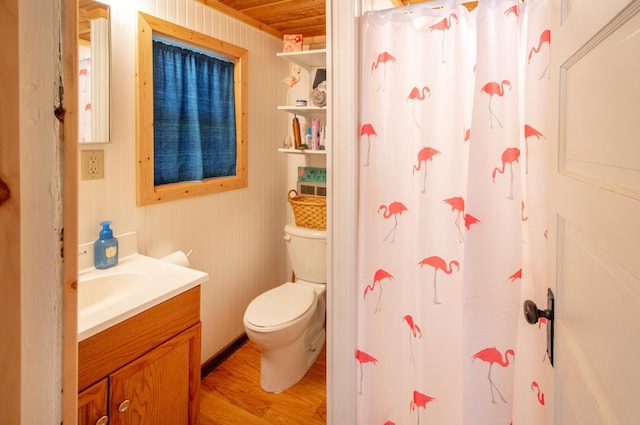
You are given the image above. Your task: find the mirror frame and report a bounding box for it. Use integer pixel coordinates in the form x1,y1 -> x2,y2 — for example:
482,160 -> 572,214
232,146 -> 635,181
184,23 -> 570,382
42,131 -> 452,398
78,0 -> 111,144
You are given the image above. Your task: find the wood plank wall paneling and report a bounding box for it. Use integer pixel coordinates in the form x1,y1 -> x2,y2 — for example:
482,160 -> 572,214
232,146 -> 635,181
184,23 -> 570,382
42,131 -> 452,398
79,0 -> 290,363
0,1 -> 21,423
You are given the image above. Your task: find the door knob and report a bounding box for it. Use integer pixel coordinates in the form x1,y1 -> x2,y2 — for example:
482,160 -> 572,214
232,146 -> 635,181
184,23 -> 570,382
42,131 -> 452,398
96,416 -> 108,425
523,300 -> 552,325
523,288 -> 555,366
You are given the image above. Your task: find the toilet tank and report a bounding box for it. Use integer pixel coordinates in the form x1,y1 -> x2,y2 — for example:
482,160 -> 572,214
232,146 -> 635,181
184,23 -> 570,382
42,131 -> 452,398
284,224 -> 327,283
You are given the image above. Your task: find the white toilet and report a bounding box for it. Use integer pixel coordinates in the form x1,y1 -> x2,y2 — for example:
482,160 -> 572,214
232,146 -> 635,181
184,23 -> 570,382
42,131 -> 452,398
243,224 -> 327,393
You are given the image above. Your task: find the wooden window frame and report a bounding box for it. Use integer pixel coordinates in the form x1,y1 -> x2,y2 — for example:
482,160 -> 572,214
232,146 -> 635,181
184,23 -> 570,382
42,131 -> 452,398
136,12 -> 248,206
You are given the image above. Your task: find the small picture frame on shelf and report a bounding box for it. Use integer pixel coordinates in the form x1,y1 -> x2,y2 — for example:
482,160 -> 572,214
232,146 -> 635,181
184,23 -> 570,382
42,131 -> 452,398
283,34 -> 303,52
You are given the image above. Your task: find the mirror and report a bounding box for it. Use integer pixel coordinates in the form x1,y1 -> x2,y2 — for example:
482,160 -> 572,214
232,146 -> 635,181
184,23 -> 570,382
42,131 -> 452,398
78,0 -> 110,143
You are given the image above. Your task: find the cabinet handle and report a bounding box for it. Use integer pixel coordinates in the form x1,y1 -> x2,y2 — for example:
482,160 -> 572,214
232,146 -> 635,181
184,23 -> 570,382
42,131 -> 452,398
118,399 -> 131,412
96,416 -> 108,425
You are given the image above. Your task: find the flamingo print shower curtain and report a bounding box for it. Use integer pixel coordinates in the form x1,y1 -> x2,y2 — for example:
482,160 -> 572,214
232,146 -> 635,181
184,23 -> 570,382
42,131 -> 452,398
357,1 -> 551,424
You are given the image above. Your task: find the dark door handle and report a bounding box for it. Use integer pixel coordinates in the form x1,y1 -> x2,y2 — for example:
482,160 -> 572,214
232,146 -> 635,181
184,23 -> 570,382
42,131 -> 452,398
523,288 -> 555,366
523,299 -> 552,324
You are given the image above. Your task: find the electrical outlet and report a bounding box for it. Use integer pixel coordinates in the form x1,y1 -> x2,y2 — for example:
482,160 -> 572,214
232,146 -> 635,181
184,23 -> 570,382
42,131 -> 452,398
81,150 -> 104,180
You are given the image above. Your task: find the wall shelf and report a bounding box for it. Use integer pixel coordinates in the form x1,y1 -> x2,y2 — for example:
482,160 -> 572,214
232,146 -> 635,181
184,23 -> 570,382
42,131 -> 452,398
278,105 -> 326,114
278,148 -> 326,155
278,105 -> 326,121
276,49 -> 327,70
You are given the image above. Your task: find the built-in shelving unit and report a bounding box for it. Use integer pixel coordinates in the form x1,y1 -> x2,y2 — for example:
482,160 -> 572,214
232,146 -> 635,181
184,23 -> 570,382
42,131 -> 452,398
277,48 -> 327,156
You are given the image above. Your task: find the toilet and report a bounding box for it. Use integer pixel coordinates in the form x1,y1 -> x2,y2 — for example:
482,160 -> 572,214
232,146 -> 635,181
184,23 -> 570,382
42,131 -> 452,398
243,224 -> 327,393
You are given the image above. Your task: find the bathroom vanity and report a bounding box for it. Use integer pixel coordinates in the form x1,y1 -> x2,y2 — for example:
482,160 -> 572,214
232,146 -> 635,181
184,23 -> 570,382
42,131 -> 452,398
78,286 -> 200,425
76,253 -> 208,425
78,287 -> 201,425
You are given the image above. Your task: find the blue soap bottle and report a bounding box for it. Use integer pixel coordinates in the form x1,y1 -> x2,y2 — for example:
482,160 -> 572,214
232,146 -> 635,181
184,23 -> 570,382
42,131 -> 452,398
94,221 -> 119,269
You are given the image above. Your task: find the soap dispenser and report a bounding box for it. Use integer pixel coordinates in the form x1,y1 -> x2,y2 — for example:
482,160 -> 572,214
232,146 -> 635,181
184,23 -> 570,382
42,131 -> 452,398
94,221 -> 119,269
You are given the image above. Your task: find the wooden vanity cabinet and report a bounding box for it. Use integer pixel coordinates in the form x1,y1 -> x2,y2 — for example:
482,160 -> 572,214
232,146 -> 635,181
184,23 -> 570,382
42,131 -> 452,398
78,379 -> 108,425
78,286 -> 201,425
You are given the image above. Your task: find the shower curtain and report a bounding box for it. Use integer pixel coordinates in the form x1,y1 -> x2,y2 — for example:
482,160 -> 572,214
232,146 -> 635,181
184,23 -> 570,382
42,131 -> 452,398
356,1 -> 551,424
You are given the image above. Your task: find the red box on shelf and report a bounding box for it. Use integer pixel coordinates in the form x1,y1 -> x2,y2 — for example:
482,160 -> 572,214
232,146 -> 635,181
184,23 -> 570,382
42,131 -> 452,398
283,34 -> 303,52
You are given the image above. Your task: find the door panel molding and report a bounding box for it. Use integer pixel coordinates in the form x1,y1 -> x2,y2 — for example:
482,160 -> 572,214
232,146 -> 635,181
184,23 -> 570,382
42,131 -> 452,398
556,216 -> 640,424
555,321 -> 617,425
558,1 -> 640,200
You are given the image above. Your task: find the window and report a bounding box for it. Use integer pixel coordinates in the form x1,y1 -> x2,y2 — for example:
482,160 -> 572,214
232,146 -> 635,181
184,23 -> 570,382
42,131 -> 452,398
136,12 -> 248,206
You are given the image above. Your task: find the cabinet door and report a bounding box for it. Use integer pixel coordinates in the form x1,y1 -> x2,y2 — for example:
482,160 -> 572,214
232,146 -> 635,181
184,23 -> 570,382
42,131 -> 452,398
78,378 -> 108,425
109,323 -> 201,425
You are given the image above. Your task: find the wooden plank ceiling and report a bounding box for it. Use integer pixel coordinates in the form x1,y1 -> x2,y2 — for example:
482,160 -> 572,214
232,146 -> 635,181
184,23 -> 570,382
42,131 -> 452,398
78,0 -> 109,42
199,0 -> 326,44
198,1 -> 480,45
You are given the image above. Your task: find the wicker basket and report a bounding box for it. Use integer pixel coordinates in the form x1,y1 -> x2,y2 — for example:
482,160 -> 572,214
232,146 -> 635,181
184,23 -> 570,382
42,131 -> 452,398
287,189 -> 326,230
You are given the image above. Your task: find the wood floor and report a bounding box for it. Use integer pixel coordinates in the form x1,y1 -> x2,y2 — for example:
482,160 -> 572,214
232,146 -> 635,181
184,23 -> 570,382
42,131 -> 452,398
199,340 -> 326,424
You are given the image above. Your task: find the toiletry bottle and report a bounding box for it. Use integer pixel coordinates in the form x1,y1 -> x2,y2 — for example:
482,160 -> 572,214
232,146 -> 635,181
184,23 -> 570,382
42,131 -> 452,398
292,115 -> 302,148
305,128 -> 313,148
94,221 -> 119,269
319,125 -> 326,150
311,119 -> 320,150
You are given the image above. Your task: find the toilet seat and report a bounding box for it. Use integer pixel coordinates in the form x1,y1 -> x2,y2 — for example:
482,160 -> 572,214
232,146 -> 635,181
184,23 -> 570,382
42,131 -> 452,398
245,283 -> 315,330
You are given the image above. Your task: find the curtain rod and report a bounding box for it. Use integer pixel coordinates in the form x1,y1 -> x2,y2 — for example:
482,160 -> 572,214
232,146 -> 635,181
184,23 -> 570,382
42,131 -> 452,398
390,0 -> 479,12
390,0 -> 525,12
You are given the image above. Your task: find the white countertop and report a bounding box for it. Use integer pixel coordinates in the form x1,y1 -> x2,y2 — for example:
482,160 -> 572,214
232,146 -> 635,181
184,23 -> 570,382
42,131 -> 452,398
78,253 -> 209,341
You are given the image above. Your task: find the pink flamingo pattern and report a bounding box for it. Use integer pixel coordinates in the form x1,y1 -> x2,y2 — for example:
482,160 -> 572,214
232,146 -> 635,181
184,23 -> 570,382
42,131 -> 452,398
372,51 -> 397,91
363,269 -> 394,313
472,347 -> 515,403
417,256 -> 460,304
78,67 -> 89,92
524,124 -> 545,173
464,213 -> 481,230
443,197 -> 480,242
492,147 -> 520,199
407,86 -> 431,128
378,201 -> 408,243
429,13 -> 458,63
481,79 -> 512,129
403,315 -> 423,365
413,147 -> 440,193
355,349 -> 378,395
360,123 -> 378,166
504,4 -> 520,17
507,268 -> 522,283
529,29 -> 551,79
355,4 -> 551,420
443,196 -> 466,242
410,390 -> 436,425
531,380 -> 545,405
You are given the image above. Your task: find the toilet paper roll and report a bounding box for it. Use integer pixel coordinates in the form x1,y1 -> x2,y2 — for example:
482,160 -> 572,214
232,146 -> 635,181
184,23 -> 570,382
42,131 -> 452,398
159,250 -> 190,267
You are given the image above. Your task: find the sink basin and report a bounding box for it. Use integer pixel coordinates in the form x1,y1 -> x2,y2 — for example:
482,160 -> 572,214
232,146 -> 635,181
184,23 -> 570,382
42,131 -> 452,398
77,253 -> 209,341
78,272 -> 148,313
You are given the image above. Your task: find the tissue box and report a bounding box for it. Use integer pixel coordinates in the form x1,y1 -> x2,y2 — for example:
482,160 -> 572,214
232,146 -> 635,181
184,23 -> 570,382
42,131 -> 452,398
283,34 -> 303,52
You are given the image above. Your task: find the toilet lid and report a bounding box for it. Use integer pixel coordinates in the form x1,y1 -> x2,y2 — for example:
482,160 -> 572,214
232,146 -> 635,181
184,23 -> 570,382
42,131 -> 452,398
245,283 -> 315,328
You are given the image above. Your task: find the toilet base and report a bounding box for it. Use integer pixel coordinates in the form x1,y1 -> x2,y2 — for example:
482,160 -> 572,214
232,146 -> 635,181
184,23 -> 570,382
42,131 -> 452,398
259,328 -> 325,393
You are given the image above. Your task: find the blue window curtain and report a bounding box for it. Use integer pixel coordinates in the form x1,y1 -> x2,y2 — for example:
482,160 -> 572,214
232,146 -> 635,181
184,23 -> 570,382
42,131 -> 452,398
152,40 -> 237,185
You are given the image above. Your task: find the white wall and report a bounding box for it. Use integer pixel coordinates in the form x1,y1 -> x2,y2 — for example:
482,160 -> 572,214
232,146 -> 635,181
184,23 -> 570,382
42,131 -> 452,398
78,0 -> 290,362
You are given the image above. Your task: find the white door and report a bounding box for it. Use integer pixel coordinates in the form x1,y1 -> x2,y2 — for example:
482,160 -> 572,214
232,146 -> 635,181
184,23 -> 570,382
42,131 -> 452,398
549,0 -> 640,424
